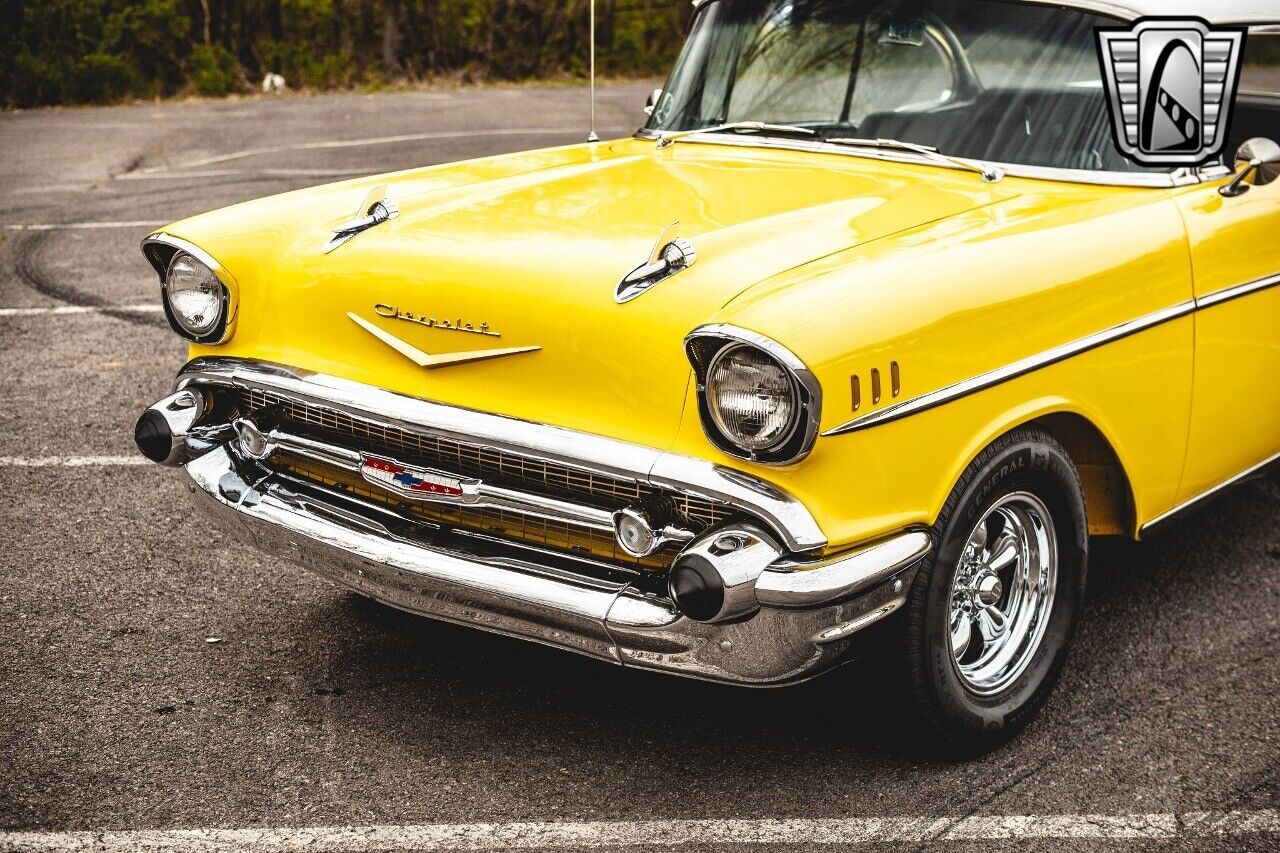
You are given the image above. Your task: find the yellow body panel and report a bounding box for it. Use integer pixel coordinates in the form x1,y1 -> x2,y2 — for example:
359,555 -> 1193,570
1173,179 -> 1280,504
158,138 -> 1279,554
673,180 -> 1196,546
174,140 -> 1010,450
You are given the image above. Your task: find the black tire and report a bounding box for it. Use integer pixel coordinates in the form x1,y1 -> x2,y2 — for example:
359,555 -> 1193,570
893,425 -> 1088,756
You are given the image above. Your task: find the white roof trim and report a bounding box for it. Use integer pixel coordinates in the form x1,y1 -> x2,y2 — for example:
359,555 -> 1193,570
690,0 -> 1278,26
1041,0 -> 1278,25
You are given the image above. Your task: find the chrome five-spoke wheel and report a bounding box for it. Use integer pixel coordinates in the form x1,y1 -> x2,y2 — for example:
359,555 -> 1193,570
893,427 -> 1085,753
948,492 -> 1058,696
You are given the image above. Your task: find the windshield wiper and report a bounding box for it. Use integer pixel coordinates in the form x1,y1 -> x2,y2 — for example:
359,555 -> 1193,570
826,137 -> 1004,182
656,121 -> 815,149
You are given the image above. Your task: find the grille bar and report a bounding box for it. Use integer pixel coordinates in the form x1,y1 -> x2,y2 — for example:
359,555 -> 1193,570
276,453 -> 680,570
229,387 -> 733,570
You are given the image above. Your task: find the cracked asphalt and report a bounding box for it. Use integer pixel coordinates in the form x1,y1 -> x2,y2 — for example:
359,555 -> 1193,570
0,85 -> 1277,851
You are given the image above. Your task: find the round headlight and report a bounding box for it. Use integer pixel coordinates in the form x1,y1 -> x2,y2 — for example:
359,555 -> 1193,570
705,344 -> 800,452
165,252 -> 225,338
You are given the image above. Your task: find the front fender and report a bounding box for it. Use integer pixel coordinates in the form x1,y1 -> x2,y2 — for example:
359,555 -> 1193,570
667,178 -> 1195,552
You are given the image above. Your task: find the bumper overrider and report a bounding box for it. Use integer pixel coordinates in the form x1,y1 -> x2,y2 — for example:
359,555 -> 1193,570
136,358 -> 931,685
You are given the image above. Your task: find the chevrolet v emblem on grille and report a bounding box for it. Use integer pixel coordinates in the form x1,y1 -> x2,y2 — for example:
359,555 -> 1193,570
348,312 -> 540,368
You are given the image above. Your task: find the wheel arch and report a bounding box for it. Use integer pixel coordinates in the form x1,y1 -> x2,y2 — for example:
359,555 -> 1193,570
1030,411 -> 1136,539
935,399 -> 1138,540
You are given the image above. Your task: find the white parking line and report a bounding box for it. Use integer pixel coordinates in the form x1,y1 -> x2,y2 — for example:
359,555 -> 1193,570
0,811 -> 1275,852
3,221 -> 164,231
0,456 -> 148,468
0,305 -> 163,316
113,168 -> 374,181
126,127 -> 575,174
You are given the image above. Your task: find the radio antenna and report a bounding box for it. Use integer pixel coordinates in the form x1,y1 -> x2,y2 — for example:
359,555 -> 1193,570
587,0 -> 599,142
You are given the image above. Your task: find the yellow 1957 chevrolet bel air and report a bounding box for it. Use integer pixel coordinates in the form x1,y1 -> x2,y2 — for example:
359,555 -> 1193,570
135,0 -> 1280,753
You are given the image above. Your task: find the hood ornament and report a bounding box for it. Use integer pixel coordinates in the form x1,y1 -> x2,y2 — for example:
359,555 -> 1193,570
324,185 -> 399,253
615,222 -> 697,304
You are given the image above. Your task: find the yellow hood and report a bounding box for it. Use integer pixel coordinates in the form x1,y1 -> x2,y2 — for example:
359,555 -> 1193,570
168,137 -> 1013,449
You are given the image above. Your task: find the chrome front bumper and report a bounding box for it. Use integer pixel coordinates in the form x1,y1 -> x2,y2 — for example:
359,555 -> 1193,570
151,358 -> 932,686
186,445 -> 925,684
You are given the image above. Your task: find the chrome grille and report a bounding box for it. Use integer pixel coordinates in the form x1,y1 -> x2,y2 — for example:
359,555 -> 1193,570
276,454 -> 681,570
231,388 -> 732,567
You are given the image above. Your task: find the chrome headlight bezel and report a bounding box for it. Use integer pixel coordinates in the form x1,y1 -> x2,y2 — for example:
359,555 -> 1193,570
685,325 -> 822,465
141,234 -> 237,345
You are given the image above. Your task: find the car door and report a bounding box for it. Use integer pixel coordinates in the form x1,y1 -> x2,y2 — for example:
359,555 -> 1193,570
1172,36 -> 1280,505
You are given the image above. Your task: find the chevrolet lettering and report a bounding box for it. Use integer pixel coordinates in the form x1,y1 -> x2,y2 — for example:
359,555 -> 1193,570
374,303 -> 503,337
135,0 -> 1280,754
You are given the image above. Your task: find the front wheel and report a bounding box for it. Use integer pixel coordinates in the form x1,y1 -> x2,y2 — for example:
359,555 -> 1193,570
895,426 -> 1088,755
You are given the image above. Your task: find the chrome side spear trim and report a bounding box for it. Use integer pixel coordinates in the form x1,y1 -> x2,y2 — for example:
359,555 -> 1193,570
1195,271 -> 1280,310
823,300 -> 1197,437
824,267 -> 1280,438
1141,449 -> 1280,535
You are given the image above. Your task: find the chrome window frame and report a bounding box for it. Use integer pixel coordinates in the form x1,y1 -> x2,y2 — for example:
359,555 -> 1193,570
652,2 -> 1279,188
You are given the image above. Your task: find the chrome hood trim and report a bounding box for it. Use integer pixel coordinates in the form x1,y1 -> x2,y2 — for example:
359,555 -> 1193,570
632,130 -> 1201,189
176,357 -> 828,552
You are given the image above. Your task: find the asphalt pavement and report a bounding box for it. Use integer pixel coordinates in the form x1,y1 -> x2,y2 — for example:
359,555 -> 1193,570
0,84 -> 1277,852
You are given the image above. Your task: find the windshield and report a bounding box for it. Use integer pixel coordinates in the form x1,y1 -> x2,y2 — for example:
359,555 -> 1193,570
646,0 -> 1157,173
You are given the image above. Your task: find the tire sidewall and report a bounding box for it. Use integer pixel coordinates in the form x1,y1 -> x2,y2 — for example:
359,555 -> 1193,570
921,435 -> 1088,741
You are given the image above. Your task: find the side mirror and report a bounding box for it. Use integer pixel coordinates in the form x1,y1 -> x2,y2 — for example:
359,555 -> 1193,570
644,88 -> 662,117
1219,137 -> 1280,198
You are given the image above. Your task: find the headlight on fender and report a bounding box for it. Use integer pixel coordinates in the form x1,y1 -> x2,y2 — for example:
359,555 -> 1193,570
707,344 -> 799,451
686,327 -> 822,465
166,253 -> 225,338
142,235 -> 236,345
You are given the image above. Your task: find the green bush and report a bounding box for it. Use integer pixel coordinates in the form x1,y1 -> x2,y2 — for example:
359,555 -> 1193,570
9,53 -> 68,107
102,0 -> 189,93
66,53 -> 141,103
309,52 -> 355,88
259,39 -> 354,89
3,0 -> 687,107
187,43 -> 238,96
